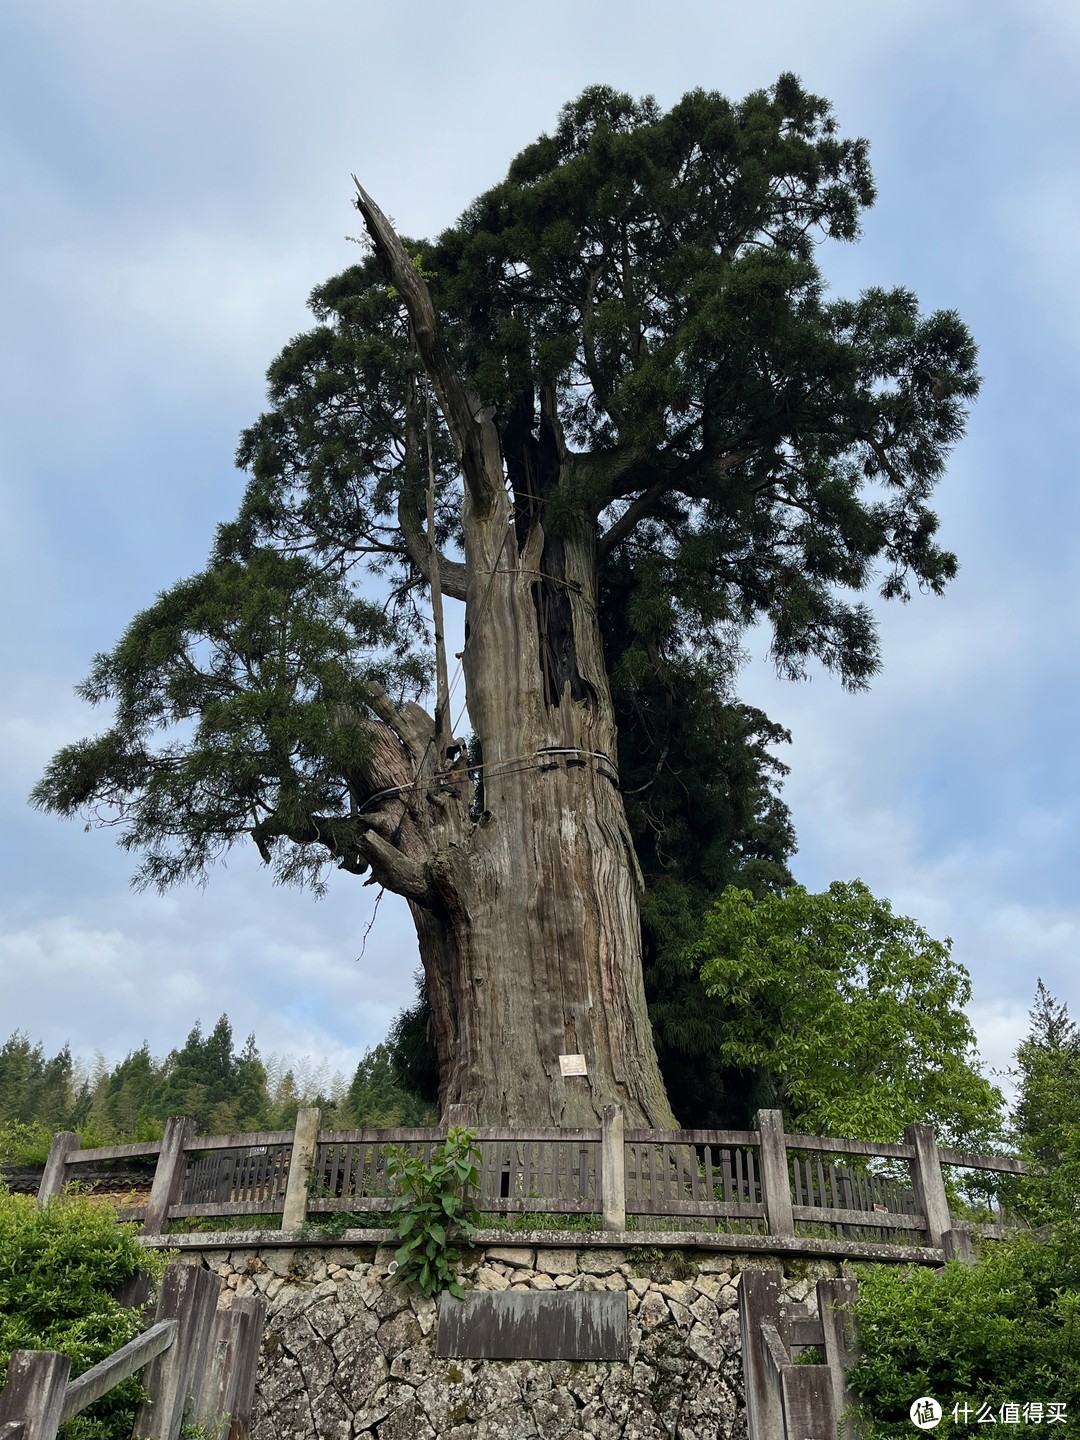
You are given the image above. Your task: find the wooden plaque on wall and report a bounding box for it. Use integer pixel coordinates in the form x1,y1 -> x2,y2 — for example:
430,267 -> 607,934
436,1290 -> 628,1361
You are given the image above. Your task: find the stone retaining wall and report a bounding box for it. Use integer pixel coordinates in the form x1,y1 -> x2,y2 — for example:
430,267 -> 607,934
180,1242 -> 846,1440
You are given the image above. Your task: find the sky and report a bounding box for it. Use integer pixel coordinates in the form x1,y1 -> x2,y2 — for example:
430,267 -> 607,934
1,0 -> 1077,1103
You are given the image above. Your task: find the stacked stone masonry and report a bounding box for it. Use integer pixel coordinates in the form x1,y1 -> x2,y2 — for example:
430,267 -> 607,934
182,1243 -> 847,1440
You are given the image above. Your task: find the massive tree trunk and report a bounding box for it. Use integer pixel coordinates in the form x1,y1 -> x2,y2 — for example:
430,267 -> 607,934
350,185 -> 676,1128
365,422 -> 675,1127
422,484 -> 673,1127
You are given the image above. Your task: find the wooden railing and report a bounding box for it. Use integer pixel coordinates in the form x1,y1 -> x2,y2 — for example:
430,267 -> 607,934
0,1261 -> 264,1440
37,1108 -> 1028,1261
739,1268 -> 862,1440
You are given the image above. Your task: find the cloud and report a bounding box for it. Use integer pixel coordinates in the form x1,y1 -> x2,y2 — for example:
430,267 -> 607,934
1000,173 -> 1080,359
0,868 -> 422,1077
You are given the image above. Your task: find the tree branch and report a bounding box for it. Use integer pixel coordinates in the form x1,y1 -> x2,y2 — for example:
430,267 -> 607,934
597,479 -> 670,558
396,489 -> 468,600
352,180 -> 503,519
363,681 -> 435,769
596,446 -> 756,558
356,828 -> 434,903
867,434 -> 909,490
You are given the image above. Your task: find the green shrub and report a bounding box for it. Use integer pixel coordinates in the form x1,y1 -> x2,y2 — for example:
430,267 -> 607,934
850,1236 -> 1080,1435
0,1120 -> 54,1167
850,983 -> 1080,1434
0,1184 -> 167,1440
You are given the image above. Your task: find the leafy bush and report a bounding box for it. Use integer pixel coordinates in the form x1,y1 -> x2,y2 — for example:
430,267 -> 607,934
0,1184 -> 166,1440
385,1128 -> 480,1298
850,1235 -> 1079,1434
0,1119 -> 55,1167
691,881 -> 1005,1146
849,984 -> 1080,1434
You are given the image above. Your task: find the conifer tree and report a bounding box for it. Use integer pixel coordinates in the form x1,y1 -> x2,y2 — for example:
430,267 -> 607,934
151,1016 -> 266,1133
1013,980 -> 1079,1169
35,77 -> 979,1124
0,1034 -> 81,1131
97,1044 -> 165,1138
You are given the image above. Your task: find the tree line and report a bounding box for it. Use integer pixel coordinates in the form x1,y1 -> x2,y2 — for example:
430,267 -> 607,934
0,1012 -> 434,1164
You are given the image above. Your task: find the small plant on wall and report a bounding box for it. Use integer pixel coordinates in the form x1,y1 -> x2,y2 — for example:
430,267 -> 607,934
385,1127 -> 481,1298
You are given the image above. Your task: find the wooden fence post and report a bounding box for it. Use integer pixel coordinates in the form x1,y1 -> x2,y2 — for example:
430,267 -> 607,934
0,1351 -> 71,1440
759,1323 -> 836,1440
755,1110 -> 794,1238
738,1267 -> 785,1440
601,1104 -> 626,1232
903,1122 -> 952,1249
817,1277 -> 861,1440
36,1133 -> 80,1203
222,1297 -> 267,1440
132,1260 -> 221,1440
143,1117 -> 196,1235
281,1107 -> 320,1232
942,1228 -> 975,1265
192,1296 -> 266,1440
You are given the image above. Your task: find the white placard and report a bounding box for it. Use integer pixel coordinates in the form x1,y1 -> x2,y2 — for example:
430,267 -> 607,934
559,1053 -> 588,1077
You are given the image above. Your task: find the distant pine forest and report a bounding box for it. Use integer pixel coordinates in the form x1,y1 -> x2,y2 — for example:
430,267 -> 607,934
0,1007 -> 435,1166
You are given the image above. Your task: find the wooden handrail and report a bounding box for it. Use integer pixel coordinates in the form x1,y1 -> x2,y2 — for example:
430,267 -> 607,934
183,1129 -> 295,1152
938,1147 -> 1029,1173
784,1133 -> 916,1160
0,1261 -> 266,1440
54,1123 -> 1027,1177
59,1321 -> 176,1423
66,1141 -> 164,1163
741,1270 -> 852,1440
624,1128 -> 758,1145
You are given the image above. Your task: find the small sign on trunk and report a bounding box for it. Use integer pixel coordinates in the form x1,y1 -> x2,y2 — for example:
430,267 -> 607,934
559,1053 -> 588,1076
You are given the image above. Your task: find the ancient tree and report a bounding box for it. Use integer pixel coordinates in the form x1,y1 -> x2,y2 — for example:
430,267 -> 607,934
35,78 -> 979,1124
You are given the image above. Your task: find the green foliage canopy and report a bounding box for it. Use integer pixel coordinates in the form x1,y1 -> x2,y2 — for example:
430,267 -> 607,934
34,74 -> 978,908
1006,981 -> 1080,1231
1013,982 -> 1079,1160
0,1034 -> 80,1134
691,880 -> 1004,1146
150,1017 -> 268,1135
34,553 -> 425,894
344,1039 -> 435,1127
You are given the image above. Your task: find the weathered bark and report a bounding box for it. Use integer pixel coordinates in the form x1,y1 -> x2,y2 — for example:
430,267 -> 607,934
350,183 -> 677,1128
356,466 -> 677,1127
379,507 -> 675,1126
